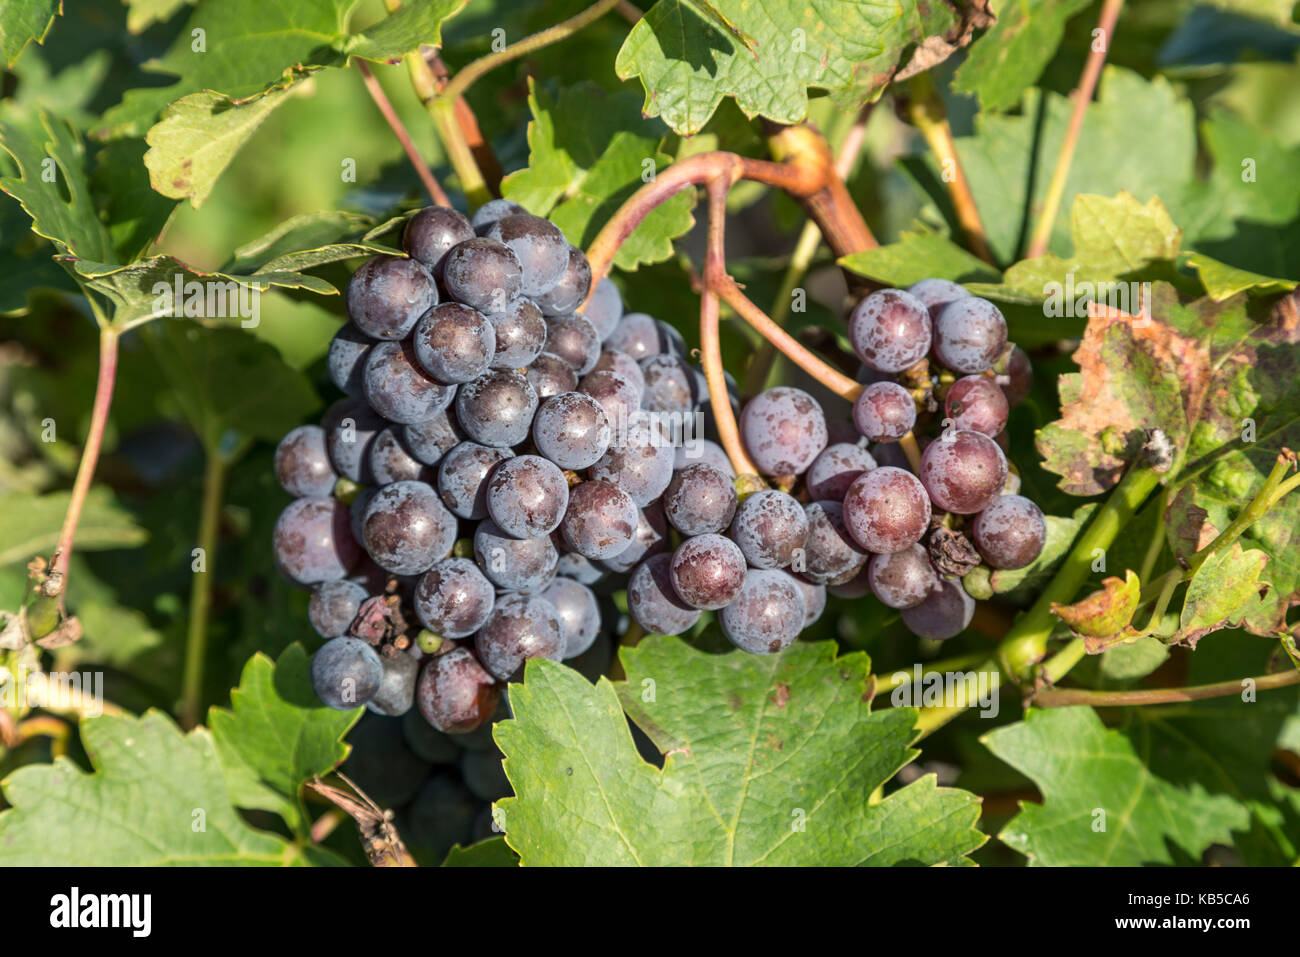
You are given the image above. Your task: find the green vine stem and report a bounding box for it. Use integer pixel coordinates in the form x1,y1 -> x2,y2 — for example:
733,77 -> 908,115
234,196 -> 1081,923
1033,667 -> 1300,708
179,449 -> 231,729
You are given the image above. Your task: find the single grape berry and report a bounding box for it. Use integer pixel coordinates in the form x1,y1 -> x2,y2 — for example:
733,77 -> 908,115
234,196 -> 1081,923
906,278 -> 969,318
369,653 -> 421,717
805,442 -> 876,501
485,213 -> 569,298
276,425 -> 337,497
470,198 -> 526,234
473,518 -> 558,592
945,375 -> 1009,436
662,463 -> 737,536
604,312 -> 665,359
842,466 -> 932,554
327,322 -> 372,398
996,343 -> 1032,406
404,206 -> 475,274
487,298 -> 546,370
534,244 -> 591,316
274,497 -> 361,585
900,578 -> 974,640
412,302 -> 496,384
720,569 -> 806,655
853,380 -> 917,443
413,558 -> 496,638
740,387 -> 828,476
361,480 -> 457,575
325,400 -> 384,483
932,297 -> 1007,374
600,502 -> 668,573
640,353 -> 701,413
588,349 -> 645,394
347,256 -> 438,340
581,277 -> 624,340
312,637 -> 384,710
669,534 -> 746,610
402,409 -> 462,466
919,429 -> 1008,514
729,490 -> 808,569
544,313 -> 600,375
674,438 -> 735,478
485,454 -> 569,539
526,352 -> 579,400
849,289 -> 932,373
308,579 -> 368,638
441,237 -> 523,313
369,426 -> 430,485
579,369 -> 640,433
455,369 -> 538,448
559,479 -> 638,560
589,424 -> 674,507
540,577 -> 601,658
786,572 -> 827,628
628,553 -> 701,636
533,392 -> 611,470
436,441 -> 513,519
867,544 -> 939,609
801,500 -> 868,586
971,494 -> 1046,570
475,593 -> 566,681
363,339 -> 456,424
416,646 -> 500,734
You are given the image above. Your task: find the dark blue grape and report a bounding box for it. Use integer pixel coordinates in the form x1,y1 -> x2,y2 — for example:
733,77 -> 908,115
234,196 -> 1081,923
326,400 -> 385,483
360,480 -> 457,575
274,497 -> 361,585
663,463 -> 737,536
474,592 -> 565,681
526,351 -> 579,400
805,442 -> 876,501
640,353 -> 701,413
581,277 -> 623,340
347,255 -> 437,340
848,288 -> 932,373
404,206 -> 475,274
900,578 -> 974,640
670,533 -> 746,610
369,426 -> 429,485
868,544 -> 938,609
587,349 -> 645,395
800,500 -> 867,586
275,425 -> 337,497
628,554 -> 700,636
485,454 -> 569,539
454,369 -> 537,448
535,244 -> 591,316
673,438 -> 735,477
971,494 -> 1046,570
402,408 -> 462,466
544,314 -> 600,375
932,297 -> 1007,374
485,213 -> 569,298
487,297 -> 546,370
368,653 -> 420,717
533,392 -> 611,470
599,501 -> 668,573
327,322 -> 372,398
413,557 -> 495,638
729,490 -> 807,569
470,198 -> 526,234
540,577 -> 600,658
311,636 -> 383,709
412,302 -> 496,384
720,570 -> 806,654
308,579 -> 368,638
441,238 -> 522,313
363,339 -> 457,424
559,479 -> 638,560
474,518 -> 558,592
436,441 -> 513,519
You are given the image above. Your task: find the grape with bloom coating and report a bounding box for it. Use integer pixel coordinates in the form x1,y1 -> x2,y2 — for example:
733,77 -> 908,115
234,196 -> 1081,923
436,441 -> 512,519
475,593 -> 565,680
581,277 -> 624,340
484,213 -> 569,298
274,497 -> 361,585
470,198 -> 526,234
853,380 -> 916,443
487,298 -> 546,370
996,344 -> 1032,406
346,255 -> 437,340
720,570 -> 806,654
402,409 -> 462,467
327,322 -> 372,398
842,466 -> 931,554
971,494 -> 1046,569
919,429 -> 1008,514
640,353 -> 700,413
361,480 -> 457,575
526,352 -> 579,399
559,479 -> 638,559
801,501 -> 868,585
485,454 -> 569,539
544,314 -> 601,376
416,647 -> 500,734
945,375 -> 1009,436
740,387 -> 828,476
413,558 -> 495,638
588,349 -> 645,394
600,502 -> 668,573
674,438 -> 735,477
442,238 -> 523,313
906,278 -> 969,318
276,425 -> 337,497
326,400 -> 384,483
363,340 -> 456,425
805,442 -> 875,501
670,534 -> 746,610
867,544 -> 938,609
849,289 -> 932,373
533,392 -> 611,470
473,518 -> 558,592
308,580 -> 367,638
369,427 -> 429,485
932,297 -> 1007,374
786,572 -> 827,628
589,422 -> 674,507
628,553 -> 700,636
413,302 -> 496,384
604,312 -> 666,359
404,206 -> 475,274
535,244 -> 592,316
455,369 -> 538,448
579,369 -> 640,432
900,578 -> 974,640
540,577 -> 601,658
729,490 -> 808,569
312,636 -> 383,710
663,463 -> 737,536
368,653 -> 420,717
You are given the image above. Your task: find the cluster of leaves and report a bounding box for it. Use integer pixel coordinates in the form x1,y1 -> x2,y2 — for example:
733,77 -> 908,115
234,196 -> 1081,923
0,0 -> 1297,866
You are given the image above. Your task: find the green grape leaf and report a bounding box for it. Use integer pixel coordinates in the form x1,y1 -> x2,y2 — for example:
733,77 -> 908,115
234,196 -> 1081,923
0,487 -> 148,568
92,137 -> 180,262
501,81 -> 694,270
1176,544 -> 1272,646
344,0 -> 469,61
615,0 -> 974,136
144,86 -> 296,209
839,228 -> 1000,287
442,836 -> 519,867
0,712 -> 315,865
1181,252 -> 1297,301
61,555 -> 164,667
0,0 -> 61,66
983,707 -> 1247,865
124,0 -> 192,33
208,646 -> 359,832
223,210 -> 394,274
495,639 -> 985,866
953,0 -> 1093,112
142,321 -> 319,452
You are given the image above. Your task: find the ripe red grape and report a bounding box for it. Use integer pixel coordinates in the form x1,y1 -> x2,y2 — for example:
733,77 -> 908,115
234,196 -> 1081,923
842,466 -> 931,554
533,391 -> 611,469
867,544 -> 939,609
919,429 -> 1008,514
853,380 -> 916,443
899,578 -> 974,640
559,479 -> 638,559
544,313 -> 601,375
906,278 -> 969,318
801,500 -> 868,585
589,424 -> 674,507
971,494 -> 1046,569
729,489 -> 808,569
662,463 -> 737,536
945,375 -> 1009,436
786,572 -> 826,628
640,353 -> 701,413
932,297 -> 1007,374
473,518 -> 558,591
669,533 -> 746,610
996,343 -> 1032,406
848,288 -> 932,373
540,577 -> 601,658
413,558 -> 495,638
274,497 -> 361,585
600,501 -> 668,573
740,387 -> 828,476
416,646 -> 500,734
360,480 -> 457,575
276,425 -> 337,497
485,454 -> 569,539
526,351 -> 579,399
474,592 -> 565,680
628,553 -> 700,636
579,369 -> 640,431
805,442 -> 876,501
436,441 -> 512,519
720,569 -> 806,654
604,312 -> 666,359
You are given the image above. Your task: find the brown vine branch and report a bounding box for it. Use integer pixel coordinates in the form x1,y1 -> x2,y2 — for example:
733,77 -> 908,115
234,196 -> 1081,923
356,59 -> 450,207
1025,0 -> 1125,258
1031,668 -> 1300,708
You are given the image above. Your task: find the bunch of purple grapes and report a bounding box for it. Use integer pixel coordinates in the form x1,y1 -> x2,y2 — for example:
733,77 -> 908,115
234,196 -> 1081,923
274,199 -> 713,737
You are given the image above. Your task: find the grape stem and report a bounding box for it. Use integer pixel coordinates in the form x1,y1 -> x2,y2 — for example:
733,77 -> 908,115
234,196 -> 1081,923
48,326 -> 119,612
1024,0 -> 1126,259
355,59 -> 451,207
906,72 -> 994,264
1031,668 -> 1300,708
